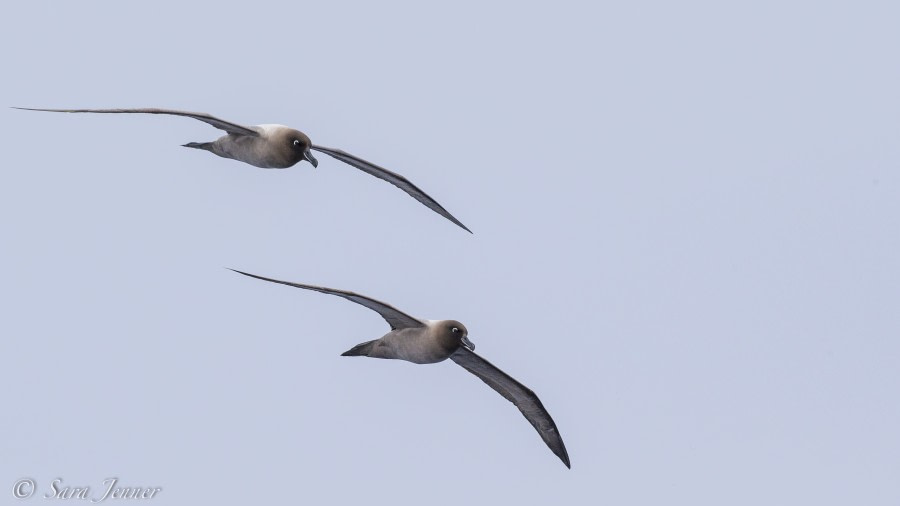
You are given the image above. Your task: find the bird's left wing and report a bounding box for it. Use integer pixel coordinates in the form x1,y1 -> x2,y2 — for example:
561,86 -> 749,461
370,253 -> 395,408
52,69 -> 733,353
13,107 -> 260,137
229,269 -> 424,330
310,145 -> 472,233
450,347 -> 570,468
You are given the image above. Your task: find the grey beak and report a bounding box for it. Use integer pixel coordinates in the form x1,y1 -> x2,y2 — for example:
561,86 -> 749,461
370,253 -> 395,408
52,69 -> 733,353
460,335 -> 475,351
304,150 -> 318,168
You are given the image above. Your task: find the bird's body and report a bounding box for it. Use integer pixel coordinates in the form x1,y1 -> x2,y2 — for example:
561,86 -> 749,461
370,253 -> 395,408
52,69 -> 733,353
14,107 -> 471,232
353,320 -> 468,364
230,269 -> 570,468
187,124 -> 313,169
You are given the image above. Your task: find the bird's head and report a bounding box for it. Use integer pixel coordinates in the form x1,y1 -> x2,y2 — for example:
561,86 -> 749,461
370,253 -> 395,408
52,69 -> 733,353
284,129 -> 317,168
436,320 -> 474,352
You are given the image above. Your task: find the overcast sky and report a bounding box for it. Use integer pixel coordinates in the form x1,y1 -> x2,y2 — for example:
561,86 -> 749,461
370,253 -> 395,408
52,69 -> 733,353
2,1 -> 899,505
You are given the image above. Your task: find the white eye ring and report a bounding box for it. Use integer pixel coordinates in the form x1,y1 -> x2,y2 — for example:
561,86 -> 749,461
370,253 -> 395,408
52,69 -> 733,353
451,327 -> 459,333
293,139 -> 301,146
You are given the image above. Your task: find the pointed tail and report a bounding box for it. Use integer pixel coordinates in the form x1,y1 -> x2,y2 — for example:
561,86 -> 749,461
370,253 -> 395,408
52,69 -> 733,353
341,340 -> 377,357
183,141 -> 213,151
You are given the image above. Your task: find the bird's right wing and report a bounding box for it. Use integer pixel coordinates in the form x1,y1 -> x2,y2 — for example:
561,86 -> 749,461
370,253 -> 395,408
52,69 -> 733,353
450,347 -> 570,468
310,145 -> 472,233
229,269 -> 424,330
13,107 -> 260,137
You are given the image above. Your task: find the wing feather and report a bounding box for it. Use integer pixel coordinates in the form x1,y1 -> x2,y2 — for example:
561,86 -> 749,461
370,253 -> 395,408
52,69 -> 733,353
451,347 -> 570,468
13,107 -> 259,137
311,145 -> 471,233
229,269 -> 423,330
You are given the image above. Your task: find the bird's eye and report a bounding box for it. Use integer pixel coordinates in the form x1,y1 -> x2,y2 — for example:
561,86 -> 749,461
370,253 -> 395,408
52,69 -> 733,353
451,327 -> 459,333
293,139 -> 301,147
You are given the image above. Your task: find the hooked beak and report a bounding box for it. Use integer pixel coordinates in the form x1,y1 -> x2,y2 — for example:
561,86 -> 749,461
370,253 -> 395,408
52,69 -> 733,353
460,335 -> 475,351
304,150 -> 318,168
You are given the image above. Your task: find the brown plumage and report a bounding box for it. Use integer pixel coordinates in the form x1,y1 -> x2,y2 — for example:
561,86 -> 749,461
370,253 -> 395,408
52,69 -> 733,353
230,269 -> 570,468
13,107 -> 471,232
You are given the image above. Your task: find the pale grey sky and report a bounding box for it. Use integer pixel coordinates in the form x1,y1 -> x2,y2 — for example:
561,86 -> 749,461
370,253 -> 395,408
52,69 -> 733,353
2,1 -> 899,505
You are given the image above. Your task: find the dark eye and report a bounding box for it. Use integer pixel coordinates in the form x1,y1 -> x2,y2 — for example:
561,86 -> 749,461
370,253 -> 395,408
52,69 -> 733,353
451,327 -> 459,333
293,139 -> 301,147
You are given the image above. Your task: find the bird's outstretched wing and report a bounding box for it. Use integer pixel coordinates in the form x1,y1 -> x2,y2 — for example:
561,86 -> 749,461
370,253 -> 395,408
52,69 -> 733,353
229,269 -> 424,330
12,107 -> 260,137
311,145 -> 472,233
450,347 -> 570,468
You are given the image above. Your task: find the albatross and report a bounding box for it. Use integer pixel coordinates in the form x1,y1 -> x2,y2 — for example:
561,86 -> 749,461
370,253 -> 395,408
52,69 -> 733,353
230,268 -> 570,468
13,107 -> 471,233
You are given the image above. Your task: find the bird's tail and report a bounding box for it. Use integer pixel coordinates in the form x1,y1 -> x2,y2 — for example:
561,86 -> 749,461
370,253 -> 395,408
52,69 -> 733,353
182,141 -> 213,151
341,340 -> 377,357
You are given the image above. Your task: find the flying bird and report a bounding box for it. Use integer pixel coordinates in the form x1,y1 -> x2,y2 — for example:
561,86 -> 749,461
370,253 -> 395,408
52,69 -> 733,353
13,107 -> 471,233
230,268 -> 570,468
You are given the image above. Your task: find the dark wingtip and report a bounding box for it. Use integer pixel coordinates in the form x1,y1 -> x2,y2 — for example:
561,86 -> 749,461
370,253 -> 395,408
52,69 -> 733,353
438,207 -> 472,233
558,447 -> 571,469
227,268 -> 287,287
447,215 -> 473,234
